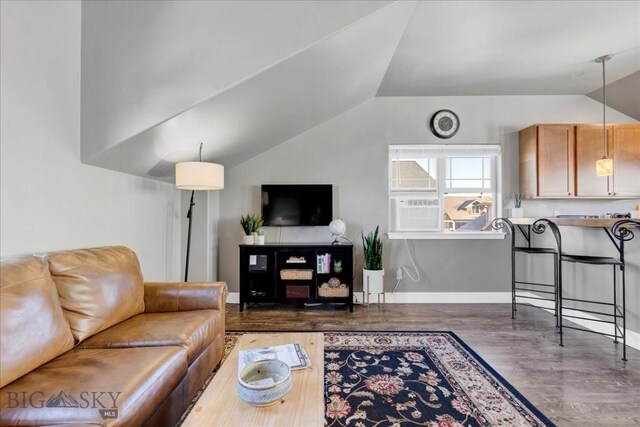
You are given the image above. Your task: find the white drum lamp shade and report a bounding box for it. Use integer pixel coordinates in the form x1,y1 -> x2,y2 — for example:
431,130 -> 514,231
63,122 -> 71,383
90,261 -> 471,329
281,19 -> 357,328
175,162 -> 224,190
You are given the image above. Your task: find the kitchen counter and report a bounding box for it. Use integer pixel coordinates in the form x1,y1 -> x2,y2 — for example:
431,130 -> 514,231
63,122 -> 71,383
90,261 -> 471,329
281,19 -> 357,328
508,217 -> 628,228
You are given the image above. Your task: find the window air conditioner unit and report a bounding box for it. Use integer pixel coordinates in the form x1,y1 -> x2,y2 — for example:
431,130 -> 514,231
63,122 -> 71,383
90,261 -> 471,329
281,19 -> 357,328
394,197 -> 440,231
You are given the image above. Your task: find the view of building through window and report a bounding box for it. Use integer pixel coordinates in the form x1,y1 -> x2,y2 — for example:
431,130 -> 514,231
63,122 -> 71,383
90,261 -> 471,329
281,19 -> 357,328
443,194 -> 493,231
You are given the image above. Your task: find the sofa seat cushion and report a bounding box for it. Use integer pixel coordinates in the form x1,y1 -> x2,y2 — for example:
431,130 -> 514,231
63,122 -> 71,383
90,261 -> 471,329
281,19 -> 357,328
78,310 -> 220,365
48,247 -> 145,343
0,347 -> 187,426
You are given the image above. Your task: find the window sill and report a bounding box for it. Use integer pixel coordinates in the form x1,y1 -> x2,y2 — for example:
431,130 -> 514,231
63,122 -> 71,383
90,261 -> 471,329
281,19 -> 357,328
387,232 -> 505,240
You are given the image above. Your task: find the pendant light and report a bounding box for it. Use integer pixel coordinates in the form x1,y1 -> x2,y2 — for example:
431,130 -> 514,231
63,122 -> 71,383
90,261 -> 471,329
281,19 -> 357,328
594,54 -> 613,177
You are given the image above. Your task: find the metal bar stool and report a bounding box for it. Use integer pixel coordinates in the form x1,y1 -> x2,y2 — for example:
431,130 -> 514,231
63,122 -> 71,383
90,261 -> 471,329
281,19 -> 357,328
491,218 -> 559,321
532,218 -> 638,361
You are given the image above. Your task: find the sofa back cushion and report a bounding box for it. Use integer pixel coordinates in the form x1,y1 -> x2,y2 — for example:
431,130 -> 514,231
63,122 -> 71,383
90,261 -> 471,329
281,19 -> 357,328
0,255 -> 75,388
48,246 -> 145,342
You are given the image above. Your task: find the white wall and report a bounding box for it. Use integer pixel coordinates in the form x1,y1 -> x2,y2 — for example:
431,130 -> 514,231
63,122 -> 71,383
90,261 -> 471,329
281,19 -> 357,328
218,95 -> 639,332
0,1 -> 181,281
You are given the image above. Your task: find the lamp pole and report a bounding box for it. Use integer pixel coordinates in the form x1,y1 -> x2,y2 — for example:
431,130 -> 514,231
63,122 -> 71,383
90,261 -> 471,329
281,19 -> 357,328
183,143 -> 203,282
184,189 -> 195,282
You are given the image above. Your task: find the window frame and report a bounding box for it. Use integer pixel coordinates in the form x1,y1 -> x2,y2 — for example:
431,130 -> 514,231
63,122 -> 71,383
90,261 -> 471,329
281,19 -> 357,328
388,144 -> 503,240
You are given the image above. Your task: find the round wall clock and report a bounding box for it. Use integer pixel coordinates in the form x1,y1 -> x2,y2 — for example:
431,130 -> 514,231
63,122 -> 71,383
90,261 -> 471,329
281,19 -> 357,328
429,109 -> 460,139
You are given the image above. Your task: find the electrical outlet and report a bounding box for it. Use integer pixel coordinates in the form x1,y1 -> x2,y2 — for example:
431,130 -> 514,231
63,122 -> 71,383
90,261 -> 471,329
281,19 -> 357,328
396,268 -> 403,281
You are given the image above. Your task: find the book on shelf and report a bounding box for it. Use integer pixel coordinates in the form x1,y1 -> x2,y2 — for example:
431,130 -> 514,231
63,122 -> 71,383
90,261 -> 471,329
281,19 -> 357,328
316,253 -> 331,274
238,343 -> 311,374
286,256 -> 306,264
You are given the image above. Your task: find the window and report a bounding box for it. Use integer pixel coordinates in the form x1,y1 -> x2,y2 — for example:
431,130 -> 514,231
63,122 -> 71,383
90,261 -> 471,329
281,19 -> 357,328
388,145 -> 502,238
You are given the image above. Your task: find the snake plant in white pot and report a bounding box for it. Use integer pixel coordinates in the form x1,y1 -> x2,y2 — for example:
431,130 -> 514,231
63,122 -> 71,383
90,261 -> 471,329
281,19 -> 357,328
362,225 -> 384,304
241,213 -> 257,244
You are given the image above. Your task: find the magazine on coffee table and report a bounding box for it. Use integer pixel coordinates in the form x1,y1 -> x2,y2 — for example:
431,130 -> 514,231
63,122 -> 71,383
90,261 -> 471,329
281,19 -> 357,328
238,343 -> 311,373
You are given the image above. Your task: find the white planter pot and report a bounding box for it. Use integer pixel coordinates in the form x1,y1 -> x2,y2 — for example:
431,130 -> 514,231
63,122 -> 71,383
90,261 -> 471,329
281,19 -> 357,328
255,235 -> 265,245
242,235 -> 254,245
363,268 -> 384,304
510,207 -> 524,218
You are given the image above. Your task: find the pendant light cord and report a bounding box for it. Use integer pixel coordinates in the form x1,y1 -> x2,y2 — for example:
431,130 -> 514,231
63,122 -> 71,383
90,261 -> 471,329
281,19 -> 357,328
601,58 -> 606,156
595,55 -> 612,157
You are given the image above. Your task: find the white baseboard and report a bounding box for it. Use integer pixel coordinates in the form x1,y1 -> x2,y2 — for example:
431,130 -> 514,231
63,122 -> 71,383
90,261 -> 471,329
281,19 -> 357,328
381,292 -> 511,303
518,292 -> 640,351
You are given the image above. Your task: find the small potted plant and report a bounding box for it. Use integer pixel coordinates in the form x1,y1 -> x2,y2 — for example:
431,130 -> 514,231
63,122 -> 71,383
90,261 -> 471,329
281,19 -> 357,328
254,216 -> 266,245
511,194 -> 523,218
255,228 -> 266,245
241,213 -> 256,245
362,225 -> 384,304
252,215 -> 264,244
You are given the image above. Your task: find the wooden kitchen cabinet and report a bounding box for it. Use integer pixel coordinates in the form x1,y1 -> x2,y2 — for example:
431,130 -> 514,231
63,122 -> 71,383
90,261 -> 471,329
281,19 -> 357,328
575,124 -> 640,197
519,124 -> 575,198
520,123 -> 640,198
575,124 -> 612,196
611,124 -> 640,197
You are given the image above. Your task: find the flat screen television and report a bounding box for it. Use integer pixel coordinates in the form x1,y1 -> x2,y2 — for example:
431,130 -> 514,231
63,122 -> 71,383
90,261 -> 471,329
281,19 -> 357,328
261,184 -> 332,226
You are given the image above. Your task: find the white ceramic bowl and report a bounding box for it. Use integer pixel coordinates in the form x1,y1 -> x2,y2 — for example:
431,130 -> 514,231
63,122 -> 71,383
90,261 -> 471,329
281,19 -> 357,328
237,360 -> 292,406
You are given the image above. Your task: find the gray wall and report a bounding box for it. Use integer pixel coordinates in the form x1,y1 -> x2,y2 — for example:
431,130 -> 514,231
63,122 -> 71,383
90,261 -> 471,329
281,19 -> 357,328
218,95 -> 639,332
0,1 -> 181,281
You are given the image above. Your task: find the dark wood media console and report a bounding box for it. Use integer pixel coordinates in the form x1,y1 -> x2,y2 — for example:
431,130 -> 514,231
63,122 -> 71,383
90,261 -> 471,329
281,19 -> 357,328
239,242 -> 354,312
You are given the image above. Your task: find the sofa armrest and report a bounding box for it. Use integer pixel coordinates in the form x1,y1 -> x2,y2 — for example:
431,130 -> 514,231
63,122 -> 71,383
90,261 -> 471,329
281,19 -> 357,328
144,281 -> 228,313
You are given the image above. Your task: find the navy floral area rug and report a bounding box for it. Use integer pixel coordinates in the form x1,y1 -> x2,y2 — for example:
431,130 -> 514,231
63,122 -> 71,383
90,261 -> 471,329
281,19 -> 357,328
178,332 -> 555,426
323,332 -> 555,427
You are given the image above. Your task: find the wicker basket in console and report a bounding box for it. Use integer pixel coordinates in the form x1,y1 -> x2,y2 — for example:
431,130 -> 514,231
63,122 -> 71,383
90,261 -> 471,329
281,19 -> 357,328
280,269 -> 313,280
318,286 -> 349,297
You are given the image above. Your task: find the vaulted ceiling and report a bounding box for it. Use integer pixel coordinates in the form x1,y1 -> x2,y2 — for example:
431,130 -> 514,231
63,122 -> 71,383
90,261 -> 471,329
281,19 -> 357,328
80,1 -> 640,180
378,1 -> 640,96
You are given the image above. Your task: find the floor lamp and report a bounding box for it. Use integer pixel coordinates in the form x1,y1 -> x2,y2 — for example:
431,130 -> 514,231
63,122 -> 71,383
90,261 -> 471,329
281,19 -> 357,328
175,143 -> 224,281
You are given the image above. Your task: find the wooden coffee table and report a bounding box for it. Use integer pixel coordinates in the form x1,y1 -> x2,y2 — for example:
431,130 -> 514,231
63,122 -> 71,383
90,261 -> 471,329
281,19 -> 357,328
182,332 -> 325,426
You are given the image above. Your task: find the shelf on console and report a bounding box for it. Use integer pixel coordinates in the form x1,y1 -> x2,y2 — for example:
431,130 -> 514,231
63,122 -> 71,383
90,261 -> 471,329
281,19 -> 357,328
239,242 -> 353,312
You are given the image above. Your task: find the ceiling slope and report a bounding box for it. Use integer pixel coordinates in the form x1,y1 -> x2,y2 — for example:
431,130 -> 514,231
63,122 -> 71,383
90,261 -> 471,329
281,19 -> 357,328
84,1 -> 416,180
378,1 -> 640,96
588,71 -> 640,120
80,0 -> 393,162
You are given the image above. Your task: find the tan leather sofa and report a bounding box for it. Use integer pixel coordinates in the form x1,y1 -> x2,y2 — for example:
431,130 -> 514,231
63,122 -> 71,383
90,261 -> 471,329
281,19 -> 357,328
0,246 -> 227,426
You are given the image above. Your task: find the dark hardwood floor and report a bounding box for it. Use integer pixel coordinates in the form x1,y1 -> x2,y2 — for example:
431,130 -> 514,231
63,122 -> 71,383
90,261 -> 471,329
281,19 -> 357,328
226,303 -> 640,426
